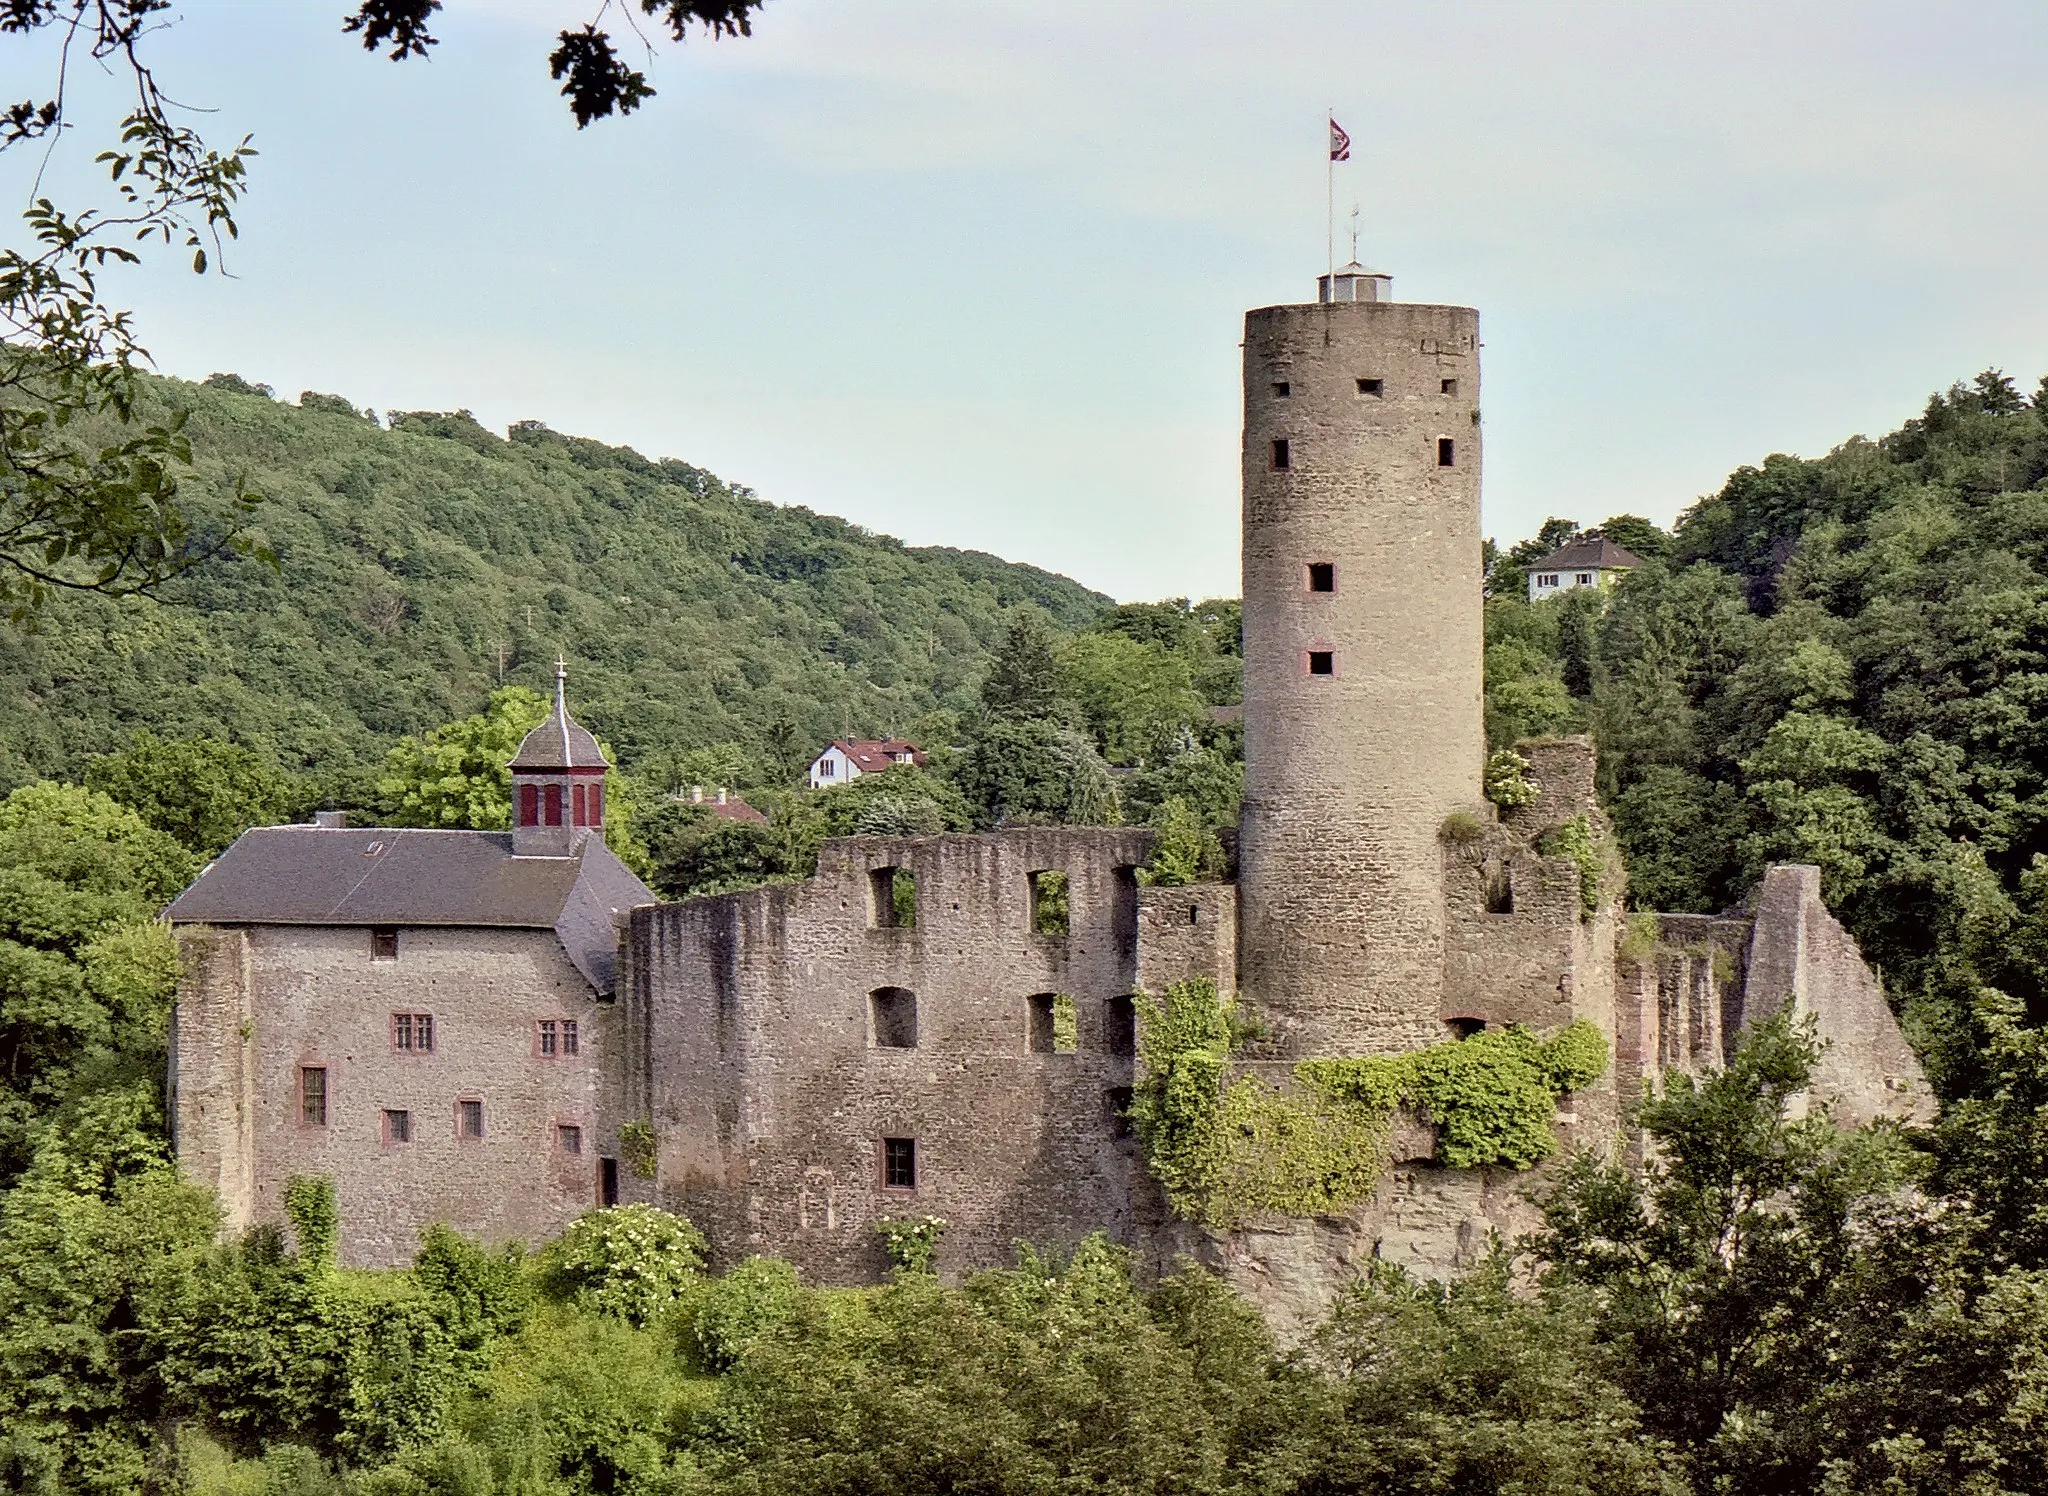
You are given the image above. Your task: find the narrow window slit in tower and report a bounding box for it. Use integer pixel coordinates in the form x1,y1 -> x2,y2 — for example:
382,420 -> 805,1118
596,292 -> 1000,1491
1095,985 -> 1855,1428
1438,437 -> 1456,467
1307,562 -> 1335,593
1270,438 -> 1290,471
1441,378 -> 1459,396
1357,378 -> 1383,397
1307,651 -> 1335,676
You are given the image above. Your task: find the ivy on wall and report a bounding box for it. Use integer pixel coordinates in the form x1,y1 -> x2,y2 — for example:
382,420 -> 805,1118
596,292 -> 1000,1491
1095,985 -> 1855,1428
1537,814 -> 1605,920
1130,979 -> 1609,1228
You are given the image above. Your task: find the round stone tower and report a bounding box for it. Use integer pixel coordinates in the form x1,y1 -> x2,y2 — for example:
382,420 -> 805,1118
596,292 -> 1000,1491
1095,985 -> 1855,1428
1237,283 -> 1486,1057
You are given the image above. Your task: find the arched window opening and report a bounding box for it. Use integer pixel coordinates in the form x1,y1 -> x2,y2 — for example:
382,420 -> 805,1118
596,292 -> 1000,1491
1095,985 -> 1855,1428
870,987 -> 918,1049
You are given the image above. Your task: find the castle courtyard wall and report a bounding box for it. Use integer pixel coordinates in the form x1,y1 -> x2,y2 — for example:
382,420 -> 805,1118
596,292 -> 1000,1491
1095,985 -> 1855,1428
630,828 -> 1228,1282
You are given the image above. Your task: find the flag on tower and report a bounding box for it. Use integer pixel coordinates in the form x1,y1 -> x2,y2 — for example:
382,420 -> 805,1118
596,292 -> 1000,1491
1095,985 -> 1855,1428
1329,118 -> 1351,162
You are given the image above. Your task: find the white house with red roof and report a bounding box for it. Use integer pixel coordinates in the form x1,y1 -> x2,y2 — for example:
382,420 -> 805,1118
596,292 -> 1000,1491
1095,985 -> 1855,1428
806,737 -> 926,790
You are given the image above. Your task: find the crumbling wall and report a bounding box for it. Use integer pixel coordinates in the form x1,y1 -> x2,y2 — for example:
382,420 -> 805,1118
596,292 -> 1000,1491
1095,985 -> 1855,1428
173,925 -> 257,1235
1740,864 -> 1933,1126
636,827 -> 1247,1283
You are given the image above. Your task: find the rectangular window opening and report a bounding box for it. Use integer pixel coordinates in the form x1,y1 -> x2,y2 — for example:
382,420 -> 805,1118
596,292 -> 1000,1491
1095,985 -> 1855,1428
1308,650 -> 1335,676
1029,870 -> 1070,938
1270,438 -> 1290,471
1106,996 -> 1137,1058
1441,377 -> 1459,396
1307,561 -> 1335,593
519,784 -> 539,826
557,1123 -> 583,1155
544,783 -> 563,826
392,1012 -> 434,1053
383,1108 -> 411,1145
457,1098 -> 485,1139
1437,437 -> 1456,467
1356,377 -> 1383,397
600,1157 -> 619,1207
371,927 -> 398,962
882,1136 -> 917,1190
1026,993 -> 1078,1055
539,1019 -> 556,1056
299,1066 -> 327,1127
1271,380 -> 1291,397
869,866 -> 916,929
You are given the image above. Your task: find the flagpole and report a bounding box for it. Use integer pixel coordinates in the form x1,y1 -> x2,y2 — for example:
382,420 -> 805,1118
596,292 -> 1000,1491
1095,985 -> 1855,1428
1325,107 -> 1334,298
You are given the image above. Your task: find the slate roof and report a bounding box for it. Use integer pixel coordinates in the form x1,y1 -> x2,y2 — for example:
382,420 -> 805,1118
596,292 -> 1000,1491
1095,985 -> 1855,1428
821,738 -> 927,774
510,707 -> 606,770
1526,536 -> 1645,573
164,826 -> 653,994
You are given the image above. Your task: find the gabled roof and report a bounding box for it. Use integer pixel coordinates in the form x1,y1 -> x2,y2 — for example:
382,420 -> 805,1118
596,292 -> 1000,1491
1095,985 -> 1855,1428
164,826 -> 653,994
710,796 -> 768,825
818,738 -> 927,774
1526,536 -> 1645,572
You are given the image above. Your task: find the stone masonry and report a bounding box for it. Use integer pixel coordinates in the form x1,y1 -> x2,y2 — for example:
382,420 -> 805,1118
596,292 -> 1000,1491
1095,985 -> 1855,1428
169,280 -> 1931,1312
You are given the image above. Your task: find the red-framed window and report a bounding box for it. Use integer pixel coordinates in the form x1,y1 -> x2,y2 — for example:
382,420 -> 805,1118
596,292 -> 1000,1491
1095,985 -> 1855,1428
544,784 -> 564,826
391,1012 -> 434,1053
519,783 -> 539,826
536,1018 -> 580,1058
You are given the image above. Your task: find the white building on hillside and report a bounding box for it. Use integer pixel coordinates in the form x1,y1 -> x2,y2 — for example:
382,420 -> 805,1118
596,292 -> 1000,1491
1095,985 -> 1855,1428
806,738 -> 927,791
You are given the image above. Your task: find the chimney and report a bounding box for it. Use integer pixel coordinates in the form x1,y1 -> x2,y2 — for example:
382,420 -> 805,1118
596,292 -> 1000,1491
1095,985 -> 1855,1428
717,788 -> 728,806
313,810 -> 348,829
691,785 -> 704,803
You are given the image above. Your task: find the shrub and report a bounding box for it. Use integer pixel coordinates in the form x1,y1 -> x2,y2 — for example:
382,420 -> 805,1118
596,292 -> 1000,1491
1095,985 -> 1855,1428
1440,810 -> 1486,843
690,1257 -> 803,1371
538,1206 -> 706,1326
876,1216 -> 947,1275
1485,748 -> 1540,809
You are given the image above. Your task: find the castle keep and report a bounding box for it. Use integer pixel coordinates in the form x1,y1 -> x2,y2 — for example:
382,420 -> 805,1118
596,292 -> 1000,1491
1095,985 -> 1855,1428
170,277 -> 1929,1308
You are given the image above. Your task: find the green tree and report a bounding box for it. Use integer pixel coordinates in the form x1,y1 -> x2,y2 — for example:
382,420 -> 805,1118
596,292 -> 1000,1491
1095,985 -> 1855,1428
951,717 -> 1118,829
0,781 -> 192,1180
85,731 -> 308,856
376,686 -> 550,830
1059,629 -> 1207,766
979,609 -> 1075,722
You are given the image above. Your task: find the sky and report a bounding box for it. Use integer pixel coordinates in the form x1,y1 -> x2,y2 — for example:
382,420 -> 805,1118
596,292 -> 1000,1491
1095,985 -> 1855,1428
11,0 -> 2048,601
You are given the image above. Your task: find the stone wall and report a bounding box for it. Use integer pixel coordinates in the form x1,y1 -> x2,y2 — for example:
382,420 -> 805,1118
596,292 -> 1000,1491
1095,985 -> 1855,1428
628,827 -> 1254,1281
1237,299 -> 1487,1058
174,923 -> 621,1266
1738,864 -> 1934,1126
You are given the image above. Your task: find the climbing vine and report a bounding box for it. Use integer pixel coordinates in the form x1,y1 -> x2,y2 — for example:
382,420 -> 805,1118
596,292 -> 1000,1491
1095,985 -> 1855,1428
1538,814 -> 1604,919
877,1215 -> 947,1274
620,1120 -> 658,1179
1130,979 -> 1609,1228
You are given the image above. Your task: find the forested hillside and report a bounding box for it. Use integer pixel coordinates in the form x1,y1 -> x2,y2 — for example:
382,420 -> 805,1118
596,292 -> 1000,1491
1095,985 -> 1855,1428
0,375 -> 1107,798
1487,369 -> 2048,1095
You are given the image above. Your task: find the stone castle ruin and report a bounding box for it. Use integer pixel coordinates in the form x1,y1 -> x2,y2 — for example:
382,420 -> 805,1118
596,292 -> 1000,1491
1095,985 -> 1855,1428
168,277 -> 1929,1316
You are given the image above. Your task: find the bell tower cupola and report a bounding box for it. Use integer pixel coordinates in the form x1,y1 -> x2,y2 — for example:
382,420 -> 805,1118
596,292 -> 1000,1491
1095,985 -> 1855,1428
509,661 -> 609,857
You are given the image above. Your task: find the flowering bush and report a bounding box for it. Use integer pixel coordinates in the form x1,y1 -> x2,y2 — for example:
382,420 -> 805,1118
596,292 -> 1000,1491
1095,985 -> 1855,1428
540,1205 -> 707,1325
876,1215 -> 947,1275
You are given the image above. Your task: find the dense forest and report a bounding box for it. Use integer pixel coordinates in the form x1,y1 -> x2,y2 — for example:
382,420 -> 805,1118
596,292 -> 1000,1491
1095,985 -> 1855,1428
7,369 -> 2048,1493
0,373 -> 1108,801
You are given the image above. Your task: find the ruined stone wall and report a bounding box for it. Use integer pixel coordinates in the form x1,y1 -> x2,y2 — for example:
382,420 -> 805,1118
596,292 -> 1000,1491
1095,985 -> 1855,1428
172,925 -> 258,1234
175,924 -> 618,1266
1739,865 -> 1934,1125
1238,299 -> 1487,1057
630,827 -> 1254,1282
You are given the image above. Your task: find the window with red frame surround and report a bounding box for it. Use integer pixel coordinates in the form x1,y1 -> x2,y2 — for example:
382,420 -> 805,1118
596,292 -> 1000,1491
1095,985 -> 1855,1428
537,1018 -> 580,1057
392,1012 -> 434,1053
589,783 -> 603,824
299,1066 -> 327,1126
882,1136 -> 917,1190
572,783 -> 587,826
519,784 -> 539,825
457,1098 -> 484,1139
544,784 -> 563,826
